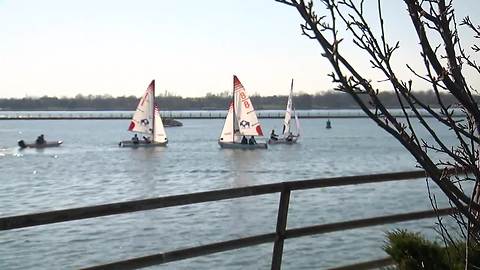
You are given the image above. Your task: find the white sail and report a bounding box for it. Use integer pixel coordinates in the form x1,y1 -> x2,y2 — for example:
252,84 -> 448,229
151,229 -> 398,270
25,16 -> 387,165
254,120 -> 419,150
128,80 -> 167,143
294,110 -> 301,136
153,105 -> 167,143
233,76 -> 264,136
282,80 -> 294,135
219,102 -> 239,143
128,81 -> 155,135
282,79 -> 301,137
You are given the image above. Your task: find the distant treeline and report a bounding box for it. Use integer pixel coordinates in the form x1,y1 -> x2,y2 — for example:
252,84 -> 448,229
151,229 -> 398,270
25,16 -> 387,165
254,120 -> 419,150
0,91 -> 468,111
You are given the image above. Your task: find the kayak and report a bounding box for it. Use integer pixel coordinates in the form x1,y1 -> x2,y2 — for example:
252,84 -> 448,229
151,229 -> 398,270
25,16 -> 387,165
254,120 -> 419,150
18,140 -> 63,149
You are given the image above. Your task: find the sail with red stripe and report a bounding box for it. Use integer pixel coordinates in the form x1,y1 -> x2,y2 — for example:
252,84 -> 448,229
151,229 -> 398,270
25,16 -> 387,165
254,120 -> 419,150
233,75 -> 264,136
128,80 -> 167,143
129,80 -> 155,135
218,75 -> 267,148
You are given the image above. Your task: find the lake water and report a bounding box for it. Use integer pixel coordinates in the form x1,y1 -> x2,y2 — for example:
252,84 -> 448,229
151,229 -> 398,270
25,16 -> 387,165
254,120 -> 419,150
0,117 -> 461,269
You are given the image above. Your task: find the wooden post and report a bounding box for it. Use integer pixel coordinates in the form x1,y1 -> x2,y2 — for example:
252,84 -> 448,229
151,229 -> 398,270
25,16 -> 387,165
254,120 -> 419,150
271,187 -> 291,270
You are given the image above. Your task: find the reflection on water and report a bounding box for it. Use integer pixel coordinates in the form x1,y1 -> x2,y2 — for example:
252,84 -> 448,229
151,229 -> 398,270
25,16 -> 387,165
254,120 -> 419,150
0,118 -> 462,269
228,149 -> 265,187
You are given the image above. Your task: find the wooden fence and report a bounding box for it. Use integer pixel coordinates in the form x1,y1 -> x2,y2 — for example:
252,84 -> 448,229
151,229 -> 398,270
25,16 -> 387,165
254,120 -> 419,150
0,170 -> 456,270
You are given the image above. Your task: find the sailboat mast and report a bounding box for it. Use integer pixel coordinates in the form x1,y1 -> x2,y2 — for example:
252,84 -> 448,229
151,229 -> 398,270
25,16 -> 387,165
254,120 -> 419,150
290,78 -> 294,95
232,75 -> 235,141
152,80 -> 155,141
290,78 -> 298,135
290,78 -> 294,110
283,78 -> 295,135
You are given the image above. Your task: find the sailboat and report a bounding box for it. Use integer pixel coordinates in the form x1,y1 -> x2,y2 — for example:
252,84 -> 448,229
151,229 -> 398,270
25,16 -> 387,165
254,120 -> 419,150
119,80 -> 168,147
268,79 -> 300,144
218,75 -> 267,149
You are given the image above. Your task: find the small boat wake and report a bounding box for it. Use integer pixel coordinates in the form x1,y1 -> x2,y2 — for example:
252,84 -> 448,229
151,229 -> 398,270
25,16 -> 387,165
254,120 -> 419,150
0,147 -> 23,158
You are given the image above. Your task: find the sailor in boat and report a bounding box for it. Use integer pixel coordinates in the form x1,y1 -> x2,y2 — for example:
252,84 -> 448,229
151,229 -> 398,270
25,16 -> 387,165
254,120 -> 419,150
18,140 -> 26,148
248,136 -> 257,145
131,134 -> 140,144
270,130 -> 278,141
241,136 -> 248,144
142,136 -> 151,144
286,132 -> 294,142
36,134 -> 46,145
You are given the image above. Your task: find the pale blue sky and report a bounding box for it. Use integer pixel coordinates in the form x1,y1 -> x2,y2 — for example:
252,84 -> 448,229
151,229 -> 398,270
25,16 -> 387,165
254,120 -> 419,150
0,0 -> 478,98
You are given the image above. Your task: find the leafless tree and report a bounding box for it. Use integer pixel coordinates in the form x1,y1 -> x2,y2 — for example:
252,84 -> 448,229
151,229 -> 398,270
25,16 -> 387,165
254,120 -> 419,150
276,0 -> 480,265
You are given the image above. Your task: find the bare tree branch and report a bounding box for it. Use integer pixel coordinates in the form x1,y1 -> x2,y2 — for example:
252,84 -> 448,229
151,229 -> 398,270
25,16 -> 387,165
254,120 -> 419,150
277,0 -> 480,266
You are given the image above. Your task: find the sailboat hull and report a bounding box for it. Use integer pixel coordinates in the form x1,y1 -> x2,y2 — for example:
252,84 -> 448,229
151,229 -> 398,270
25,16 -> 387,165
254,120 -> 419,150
268,136 -> 299,144
218,141 -> 267,149
119,140 -> 167,148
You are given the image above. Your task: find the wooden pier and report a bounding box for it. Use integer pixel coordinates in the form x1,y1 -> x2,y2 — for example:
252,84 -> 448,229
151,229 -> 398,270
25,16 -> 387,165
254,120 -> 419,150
0,170 -> 457,270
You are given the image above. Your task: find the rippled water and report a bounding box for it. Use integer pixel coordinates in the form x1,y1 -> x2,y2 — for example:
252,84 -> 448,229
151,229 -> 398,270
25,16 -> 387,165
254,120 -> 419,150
0,117 -> 461,269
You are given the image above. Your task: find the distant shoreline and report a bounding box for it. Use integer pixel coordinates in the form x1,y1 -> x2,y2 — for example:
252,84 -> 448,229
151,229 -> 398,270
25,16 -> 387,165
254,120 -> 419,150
0,91 -> 469,111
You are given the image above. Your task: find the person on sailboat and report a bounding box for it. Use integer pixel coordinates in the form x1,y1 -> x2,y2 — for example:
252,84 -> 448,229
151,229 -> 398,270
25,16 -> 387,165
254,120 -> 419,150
270,130 -> 278,141
36,134 -> 45,145
241,136 -> 248,144
248,136 -> 256,145
286,132 -> 294,142
142,136 -> 151,144
131,134 -> 139,144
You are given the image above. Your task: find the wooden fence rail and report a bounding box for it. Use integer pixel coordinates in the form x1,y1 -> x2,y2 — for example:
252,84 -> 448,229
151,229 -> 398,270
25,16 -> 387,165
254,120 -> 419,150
0,170 -> 455,270
0,170 -> 426,231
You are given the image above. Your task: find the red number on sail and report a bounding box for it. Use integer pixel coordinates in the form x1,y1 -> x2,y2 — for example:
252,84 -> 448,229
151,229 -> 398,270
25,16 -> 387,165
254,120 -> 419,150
243,101 -> 250,108
240,92 -> 246,100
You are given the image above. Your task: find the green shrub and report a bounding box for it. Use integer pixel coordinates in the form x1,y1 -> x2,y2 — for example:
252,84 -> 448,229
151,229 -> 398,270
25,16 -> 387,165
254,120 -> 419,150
384,229 -> 480,270
384,230 -> 449,270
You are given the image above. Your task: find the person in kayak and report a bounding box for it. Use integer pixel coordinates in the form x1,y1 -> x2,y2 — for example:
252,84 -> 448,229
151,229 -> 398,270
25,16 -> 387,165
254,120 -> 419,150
36,134 -> 46,145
